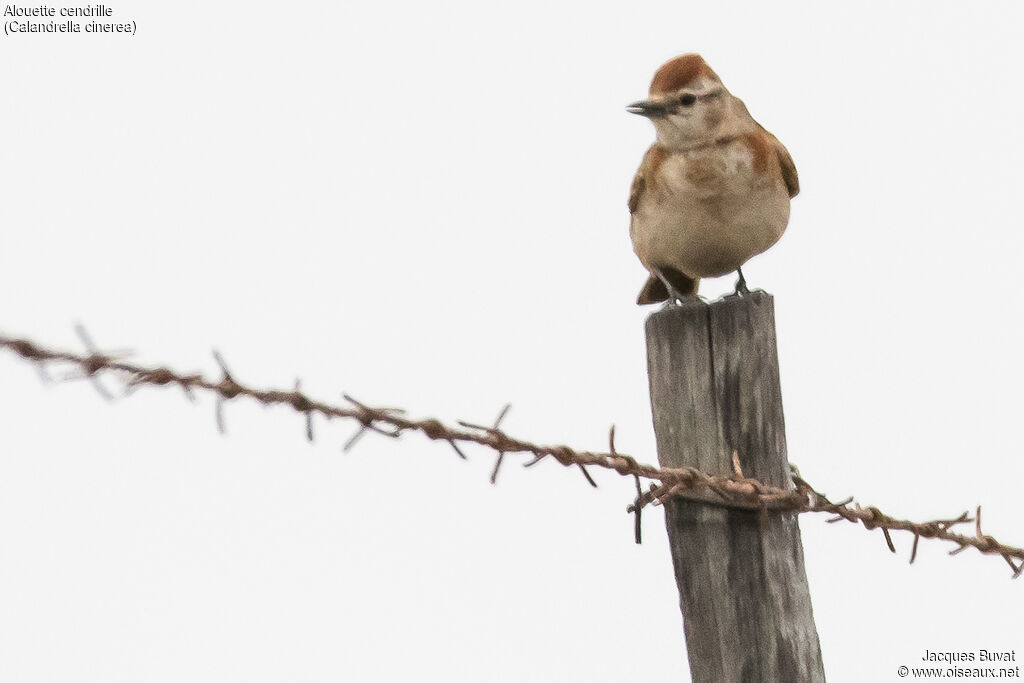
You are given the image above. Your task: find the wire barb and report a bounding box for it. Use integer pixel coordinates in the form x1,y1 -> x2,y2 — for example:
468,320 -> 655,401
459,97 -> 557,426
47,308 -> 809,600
731,450 -> 744,478
882,528 -> 896,554
446,439 -> 467,460
72,324 -> 118,401
483,404 -> 511,485
632,473 -> 643,545
293,379 -> 315,443
577,464 -> 597,488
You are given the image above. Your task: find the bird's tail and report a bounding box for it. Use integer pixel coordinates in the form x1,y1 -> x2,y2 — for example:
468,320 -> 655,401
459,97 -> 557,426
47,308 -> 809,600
636,269 -> 699,305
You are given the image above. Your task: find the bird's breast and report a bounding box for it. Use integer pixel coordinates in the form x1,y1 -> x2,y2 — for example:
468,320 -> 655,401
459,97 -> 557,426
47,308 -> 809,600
630,138 -> 791,278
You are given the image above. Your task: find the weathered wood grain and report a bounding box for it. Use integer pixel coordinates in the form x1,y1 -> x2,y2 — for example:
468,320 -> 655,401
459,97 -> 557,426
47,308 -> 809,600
645,292 -> 825,683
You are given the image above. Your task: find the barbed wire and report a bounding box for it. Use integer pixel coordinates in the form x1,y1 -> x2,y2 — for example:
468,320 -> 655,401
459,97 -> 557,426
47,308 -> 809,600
0,328 -> 1021,578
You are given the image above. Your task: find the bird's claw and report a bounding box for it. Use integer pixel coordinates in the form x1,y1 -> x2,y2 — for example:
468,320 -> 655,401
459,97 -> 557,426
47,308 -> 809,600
733,268 -> 750,296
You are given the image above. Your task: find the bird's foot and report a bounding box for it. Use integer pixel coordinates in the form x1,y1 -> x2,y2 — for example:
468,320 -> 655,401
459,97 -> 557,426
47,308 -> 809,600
733,268 -> 750,296
661,292 -> 703,309
652,268 -> 685,307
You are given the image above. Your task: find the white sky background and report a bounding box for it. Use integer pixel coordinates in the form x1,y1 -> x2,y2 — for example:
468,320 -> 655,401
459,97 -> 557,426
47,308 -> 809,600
1,1 -> 1022,680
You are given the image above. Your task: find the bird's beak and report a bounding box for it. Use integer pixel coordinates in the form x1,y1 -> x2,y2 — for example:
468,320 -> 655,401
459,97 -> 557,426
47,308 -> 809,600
626,99 -> 670,118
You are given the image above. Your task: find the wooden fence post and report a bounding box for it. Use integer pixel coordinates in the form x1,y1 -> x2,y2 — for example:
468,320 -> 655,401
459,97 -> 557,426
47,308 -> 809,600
645,291 -> 825,683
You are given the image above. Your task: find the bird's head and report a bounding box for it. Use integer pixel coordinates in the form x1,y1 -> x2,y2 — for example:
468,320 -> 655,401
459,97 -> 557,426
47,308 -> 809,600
627,54 -> 730,149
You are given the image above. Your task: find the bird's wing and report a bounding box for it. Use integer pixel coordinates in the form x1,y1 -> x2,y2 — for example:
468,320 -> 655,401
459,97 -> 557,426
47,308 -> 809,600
628,168 -> 646,215
758,126 -> 799,198
628,144 -> 667,214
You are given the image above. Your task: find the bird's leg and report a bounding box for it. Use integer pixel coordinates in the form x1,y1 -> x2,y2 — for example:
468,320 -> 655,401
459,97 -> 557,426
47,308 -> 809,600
734,267 -> 750,296
653,268 -> 687,306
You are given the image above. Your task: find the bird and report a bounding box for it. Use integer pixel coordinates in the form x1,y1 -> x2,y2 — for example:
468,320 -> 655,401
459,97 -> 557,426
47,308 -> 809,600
627,54 -> 799,304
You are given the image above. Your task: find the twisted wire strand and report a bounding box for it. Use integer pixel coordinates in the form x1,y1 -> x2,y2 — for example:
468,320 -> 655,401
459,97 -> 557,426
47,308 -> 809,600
1,331 -> 1020,577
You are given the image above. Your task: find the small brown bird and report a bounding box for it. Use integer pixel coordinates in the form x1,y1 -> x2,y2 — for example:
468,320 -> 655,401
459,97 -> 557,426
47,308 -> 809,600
627,54 -> 799,304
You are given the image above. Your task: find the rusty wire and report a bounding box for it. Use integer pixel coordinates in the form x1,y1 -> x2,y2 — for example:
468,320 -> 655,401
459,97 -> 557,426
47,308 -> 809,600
0,330 -> 1021,578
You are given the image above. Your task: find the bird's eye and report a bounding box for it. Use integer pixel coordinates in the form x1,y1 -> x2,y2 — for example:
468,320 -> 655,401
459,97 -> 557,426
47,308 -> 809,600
679,93 -> 697,106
